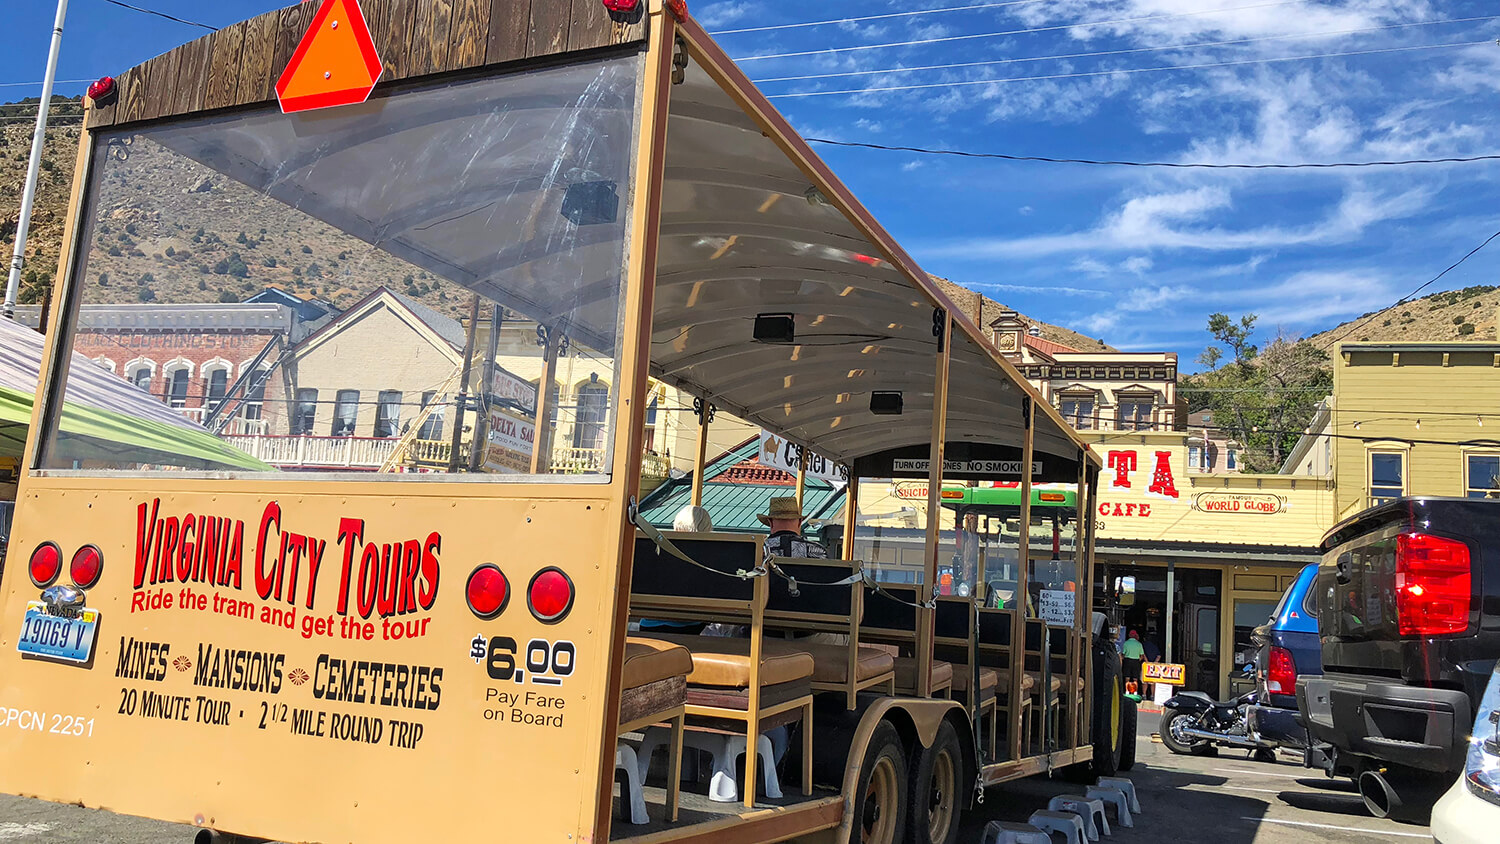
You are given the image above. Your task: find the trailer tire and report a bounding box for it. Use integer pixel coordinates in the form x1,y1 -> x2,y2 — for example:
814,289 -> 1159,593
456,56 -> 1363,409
907,720 -> 963,844
849,721 -> 908,844
1087,653 -> 1123,778
1118,696 -> 1137,772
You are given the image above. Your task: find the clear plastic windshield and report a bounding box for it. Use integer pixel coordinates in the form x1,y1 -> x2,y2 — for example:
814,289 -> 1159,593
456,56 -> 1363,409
41,55 -> 641,478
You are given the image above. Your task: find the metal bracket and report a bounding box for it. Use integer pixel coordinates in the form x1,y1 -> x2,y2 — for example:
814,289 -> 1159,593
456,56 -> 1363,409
672,35 -> 689,85
932,307 -> 947,353
692,396 -> 716,422
1022,395 -> 1033,430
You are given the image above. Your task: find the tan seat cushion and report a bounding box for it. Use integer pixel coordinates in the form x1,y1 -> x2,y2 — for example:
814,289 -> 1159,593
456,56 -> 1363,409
652,634 -> 815,688
994,669 -> 1036,694
772,641 -> 894,685
893,657 -> 953,690
951,666 -> 999,694
1027,672 -> 1086,695
622,637 -> 694,691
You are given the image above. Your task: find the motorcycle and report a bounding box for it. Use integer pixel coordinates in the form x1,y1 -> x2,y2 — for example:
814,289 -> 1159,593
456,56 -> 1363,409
1158,664 -> 1278,761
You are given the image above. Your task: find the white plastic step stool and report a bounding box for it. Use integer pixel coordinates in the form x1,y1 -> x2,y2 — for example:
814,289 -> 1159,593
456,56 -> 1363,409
1097,777 -> 1141,813
981,821 -> 1051,844
1047,795 -> 1110,840
1085,785 -> 1134,828
1029,809 -> 1087,844
614,743 -> 648,825
638,726 -> 780,803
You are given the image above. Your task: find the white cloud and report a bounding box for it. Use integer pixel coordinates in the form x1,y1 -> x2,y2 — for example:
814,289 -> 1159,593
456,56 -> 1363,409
1221,270 -> 1397,326
696,2 -> 752,29
1121,256 -> 1154,275
929,183 -> 1432,258
1071,257 -> 1112,276
1018,206 -> 1035,216
901,160 -> 925,171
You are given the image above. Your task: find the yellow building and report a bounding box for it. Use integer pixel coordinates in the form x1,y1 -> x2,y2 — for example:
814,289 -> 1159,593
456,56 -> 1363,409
1283,339 -> 1500,520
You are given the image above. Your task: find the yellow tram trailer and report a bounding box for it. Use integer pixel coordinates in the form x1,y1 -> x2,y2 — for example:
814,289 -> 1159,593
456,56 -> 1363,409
0,1 -> 1123,842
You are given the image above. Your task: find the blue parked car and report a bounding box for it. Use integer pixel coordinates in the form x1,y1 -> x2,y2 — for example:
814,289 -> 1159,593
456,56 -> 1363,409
1246,563 -> 1322,751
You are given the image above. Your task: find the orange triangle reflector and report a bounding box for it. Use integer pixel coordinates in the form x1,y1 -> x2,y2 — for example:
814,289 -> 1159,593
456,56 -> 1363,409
275,0 -> 383,114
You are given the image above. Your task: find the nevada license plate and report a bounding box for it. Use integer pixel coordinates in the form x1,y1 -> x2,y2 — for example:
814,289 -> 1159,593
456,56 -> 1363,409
16,602 -> 99,664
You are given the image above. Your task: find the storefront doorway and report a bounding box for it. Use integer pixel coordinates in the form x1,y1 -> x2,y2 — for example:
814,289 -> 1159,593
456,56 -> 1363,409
1105,563 -> 1223,696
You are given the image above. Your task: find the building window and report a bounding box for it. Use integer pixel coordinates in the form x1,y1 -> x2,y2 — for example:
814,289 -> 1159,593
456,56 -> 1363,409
1117,398 -> 1153,431
1370,451 -> 1405,506
1059,396 -> 1095,430
1468,454 -> 1500,499
1226,448 -> 1238,470
417,391 -> 444,440
129,366 -> 152,392
243,371 -> 267,421
572,383 -> 609,450
204,368 -> 229,413
373,391 -> 403,438
331,390 -> 360,437
1188,445 -> 1203,469
167,368 -> 191,408
292,389 -> 318,435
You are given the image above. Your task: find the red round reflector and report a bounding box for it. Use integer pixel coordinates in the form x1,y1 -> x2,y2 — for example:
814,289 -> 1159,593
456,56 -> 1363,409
602,0 -> 640,12
466,564 -> 509,619
29,542 -> 62,588
70,545 -> 104,589
528,567 -> 574,624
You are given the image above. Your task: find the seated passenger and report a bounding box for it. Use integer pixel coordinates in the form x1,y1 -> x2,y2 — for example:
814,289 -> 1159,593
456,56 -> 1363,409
639,505 -> 716,637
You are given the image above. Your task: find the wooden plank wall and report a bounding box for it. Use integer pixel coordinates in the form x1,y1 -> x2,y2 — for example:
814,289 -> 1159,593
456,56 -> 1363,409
88,0 -> 647,130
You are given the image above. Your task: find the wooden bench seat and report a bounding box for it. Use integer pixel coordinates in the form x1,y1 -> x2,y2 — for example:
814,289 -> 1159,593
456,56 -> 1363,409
650,634 -> 815,688
618,637 -> 694,823
892,657 -> 953,697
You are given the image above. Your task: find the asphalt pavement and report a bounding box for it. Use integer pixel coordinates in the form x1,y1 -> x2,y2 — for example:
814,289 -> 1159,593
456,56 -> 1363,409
961,706 -> 1437,843
0,708 -> 1438,843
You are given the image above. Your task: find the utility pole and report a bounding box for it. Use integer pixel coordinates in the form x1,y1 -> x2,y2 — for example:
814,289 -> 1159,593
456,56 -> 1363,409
5,0 -> 71,319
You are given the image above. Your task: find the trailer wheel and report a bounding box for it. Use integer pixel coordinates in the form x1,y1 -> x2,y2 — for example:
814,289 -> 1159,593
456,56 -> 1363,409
907,720 -> 963,844
1118,696 -> 1138,772
849,721 -> 908,844
1090,653 -> 1123,778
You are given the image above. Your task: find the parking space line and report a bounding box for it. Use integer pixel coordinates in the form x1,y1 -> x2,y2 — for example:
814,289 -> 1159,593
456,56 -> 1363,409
1214,768 -> 1313,779
1243,817 -> 1430,838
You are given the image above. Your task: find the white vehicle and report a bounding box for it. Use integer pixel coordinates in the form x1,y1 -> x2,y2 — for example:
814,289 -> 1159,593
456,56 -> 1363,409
1431,659 -> 1500,843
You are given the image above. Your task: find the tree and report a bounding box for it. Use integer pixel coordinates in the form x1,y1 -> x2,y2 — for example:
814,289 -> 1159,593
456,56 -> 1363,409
1184,313 -> 1331,472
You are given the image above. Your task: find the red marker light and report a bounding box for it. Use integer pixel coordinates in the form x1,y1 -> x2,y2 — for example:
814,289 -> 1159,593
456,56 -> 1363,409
602,0 -> 640,12
86,76 -> 116,103
466,564 -> 509,620
29,542 -> 62,588
666,0 -> 688,18
70,545 -> 104,589
528,568 -> 574,624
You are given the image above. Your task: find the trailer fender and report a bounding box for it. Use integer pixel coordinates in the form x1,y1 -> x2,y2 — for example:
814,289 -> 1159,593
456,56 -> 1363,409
833,698 -> 976,843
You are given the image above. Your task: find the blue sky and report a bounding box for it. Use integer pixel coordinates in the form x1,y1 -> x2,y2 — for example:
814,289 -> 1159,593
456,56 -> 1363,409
6,0 -> 1500,365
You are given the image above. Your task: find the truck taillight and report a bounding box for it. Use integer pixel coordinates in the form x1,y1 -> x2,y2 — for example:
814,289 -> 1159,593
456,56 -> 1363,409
1266,645 -> 1297,694
466,565 -> 509,620
527,568 -> 574,624
70,545 -> 103,589
1396,532 -> 1472,637
28,542 -> 61,588
601,0 -> 640,11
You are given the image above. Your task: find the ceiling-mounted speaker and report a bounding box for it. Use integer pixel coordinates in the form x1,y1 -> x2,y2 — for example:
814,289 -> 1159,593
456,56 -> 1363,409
754,313 -> 796,344
870,391 -> 903,415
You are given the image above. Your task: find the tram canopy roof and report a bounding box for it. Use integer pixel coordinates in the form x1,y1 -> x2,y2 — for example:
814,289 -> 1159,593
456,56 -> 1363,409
84,4 -> 1095,481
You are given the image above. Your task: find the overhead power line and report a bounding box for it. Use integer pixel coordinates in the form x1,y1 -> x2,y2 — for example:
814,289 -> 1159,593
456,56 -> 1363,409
1314,227 -> 1500,352
803,136 -> 1500,170
737,0 -> 1308,62
99,0 -> 217,32
768,39 -> 1491,99
713,0 -> 1051,36
0,79 -> 95,88
753,14 -> 1500,85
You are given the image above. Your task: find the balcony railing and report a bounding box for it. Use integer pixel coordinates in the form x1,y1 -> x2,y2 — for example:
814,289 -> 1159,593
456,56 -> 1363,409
222,434 -> 672,479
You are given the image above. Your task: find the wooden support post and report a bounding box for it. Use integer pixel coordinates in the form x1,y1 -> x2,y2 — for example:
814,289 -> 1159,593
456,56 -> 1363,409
918,311 -> 952,699
690,399 -> 711,507
446,293 -> 482,473
1009,395 -> 1034,761
794,448 -> 809,514
1082,464 -> 1100,746
529,330 -> 560,475
1071,451 -> 1089,751
842,473 -> 859,562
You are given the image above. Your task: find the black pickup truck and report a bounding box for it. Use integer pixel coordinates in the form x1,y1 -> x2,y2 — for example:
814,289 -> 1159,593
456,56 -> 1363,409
1298,497 -> 1499,822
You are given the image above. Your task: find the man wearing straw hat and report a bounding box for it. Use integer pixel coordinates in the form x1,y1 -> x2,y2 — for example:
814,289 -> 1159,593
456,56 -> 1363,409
758,496 -> 827,560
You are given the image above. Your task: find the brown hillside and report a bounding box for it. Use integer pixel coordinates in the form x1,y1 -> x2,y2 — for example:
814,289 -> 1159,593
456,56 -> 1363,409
1307,285 -> 1500,346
